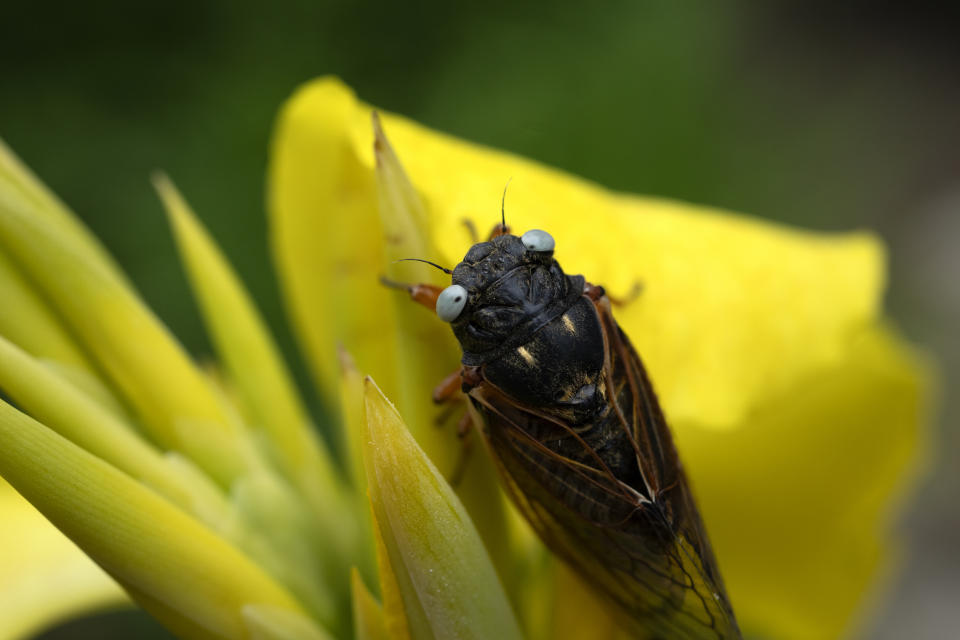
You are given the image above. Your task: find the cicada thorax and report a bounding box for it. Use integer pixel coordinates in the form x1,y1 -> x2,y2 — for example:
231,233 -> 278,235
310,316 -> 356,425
393,229 -> 740,639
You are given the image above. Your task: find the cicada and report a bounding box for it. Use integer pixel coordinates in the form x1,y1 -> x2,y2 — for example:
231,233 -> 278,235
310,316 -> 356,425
389,221 -> 741,639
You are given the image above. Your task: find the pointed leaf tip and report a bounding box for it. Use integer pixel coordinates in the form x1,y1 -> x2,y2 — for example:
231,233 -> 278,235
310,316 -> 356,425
351,567 -> 389,640
362,379 -> 523,640
156,174 -> 347,517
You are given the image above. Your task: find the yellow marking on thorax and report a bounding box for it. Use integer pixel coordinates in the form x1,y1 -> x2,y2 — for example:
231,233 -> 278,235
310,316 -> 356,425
516,346 -> 536,366
561,313 -> 576,334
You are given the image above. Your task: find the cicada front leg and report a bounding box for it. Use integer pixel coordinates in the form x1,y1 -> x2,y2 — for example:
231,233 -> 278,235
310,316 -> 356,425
379,276 -> 444,310
432,366 -> 485,486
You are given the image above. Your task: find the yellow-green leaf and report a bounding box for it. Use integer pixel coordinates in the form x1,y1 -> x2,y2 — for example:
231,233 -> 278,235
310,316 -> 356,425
337,348 -> 367,493
0,250 -> 92,375
351,568 -> 388,640
242,604 -> 335,640
156,174 -> 345,507
0,139 -> 128,288
228,469 -> 342,632
0,144 -> 261,487
363,378 -> 523,640
369,503 -> 411,640
0,335 -> 230,525
0,400 -> 316,640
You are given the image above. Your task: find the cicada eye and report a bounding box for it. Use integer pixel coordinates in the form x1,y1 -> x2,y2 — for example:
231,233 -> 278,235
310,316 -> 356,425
436,284 -> 468,322
521,229 -> 555,252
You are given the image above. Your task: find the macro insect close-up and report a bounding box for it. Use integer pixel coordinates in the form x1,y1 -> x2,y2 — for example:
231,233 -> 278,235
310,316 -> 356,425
2,4 -> 956,640
387,212 -> 741,638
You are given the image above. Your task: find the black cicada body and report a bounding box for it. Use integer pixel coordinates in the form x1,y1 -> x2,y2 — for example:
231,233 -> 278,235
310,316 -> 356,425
400,225 -> 741,639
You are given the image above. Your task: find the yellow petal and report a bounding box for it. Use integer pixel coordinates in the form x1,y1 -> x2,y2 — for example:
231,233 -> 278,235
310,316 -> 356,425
363,378 -> 523,640
156,174 -> 346,508
0,479 -> 128,640
350,568 -> 388,640
548,564 -> 629,640
269,80 -> 396,409
0,401 -> 316,640
679,325 -> 928,639
0,145 -> 260,487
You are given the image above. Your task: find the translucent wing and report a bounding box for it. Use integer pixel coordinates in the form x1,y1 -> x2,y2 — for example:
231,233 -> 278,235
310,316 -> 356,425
468,292 -> 740,639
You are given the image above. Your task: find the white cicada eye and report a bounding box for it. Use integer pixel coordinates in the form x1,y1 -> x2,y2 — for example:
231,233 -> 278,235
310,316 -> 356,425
436,284 -> 468,322
520,229 -> 555,252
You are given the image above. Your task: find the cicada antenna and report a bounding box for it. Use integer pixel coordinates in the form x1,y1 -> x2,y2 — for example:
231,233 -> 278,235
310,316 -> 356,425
393,257 -> 453,275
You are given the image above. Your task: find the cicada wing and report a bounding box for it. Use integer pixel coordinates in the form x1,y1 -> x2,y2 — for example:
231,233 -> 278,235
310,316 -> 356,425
593,295 -> 735,599
467,295 -> 740,639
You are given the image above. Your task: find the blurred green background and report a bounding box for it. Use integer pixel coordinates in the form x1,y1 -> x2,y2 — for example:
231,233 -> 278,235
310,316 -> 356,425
3,1 -> 958,638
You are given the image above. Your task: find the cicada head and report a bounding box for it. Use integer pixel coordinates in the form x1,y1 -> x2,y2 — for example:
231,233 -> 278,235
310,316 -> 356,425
437,230 -> 585,366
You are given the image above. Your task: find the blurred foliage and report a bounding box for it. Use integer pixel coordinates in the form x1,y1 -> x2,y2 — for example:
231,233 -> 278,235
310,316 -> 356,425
32,611 -> 172,640
2,1 -> 957,638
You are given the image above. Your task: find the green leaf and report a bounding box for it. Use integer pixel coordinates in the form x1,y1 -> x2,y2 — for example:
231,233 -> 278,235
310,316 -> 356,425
0,335 -> 229,525
242,604 -> 336,640
351,568 -> 388,640
363,378 -> 523,640
155,174 -> 346,508
0,143 -> 261,488
0,400 -> 316,640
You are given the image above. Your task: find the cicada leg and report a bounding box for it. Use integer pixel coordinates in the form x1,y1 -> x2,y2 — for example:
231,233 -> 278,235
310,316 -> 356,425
464,220 -> 511,242
431,368 -> 465,426
448,411 -> 476,487
432,368 -> 462,403
462,219 -> 480,244
585,281 -> 643,307
432,367 -> 477,486
380,276 -> 443,311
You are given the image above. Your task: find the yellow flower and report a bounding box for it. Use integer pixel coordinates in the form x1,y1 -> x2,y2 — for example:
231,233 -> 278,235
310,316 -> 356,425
0,76 -> 929,640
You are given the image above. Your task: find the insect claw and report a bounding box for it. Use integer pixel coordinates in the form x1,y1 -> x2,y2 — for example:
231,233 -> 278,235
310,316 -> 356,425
379,275 -> 412,292
608,281 -> 644,307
